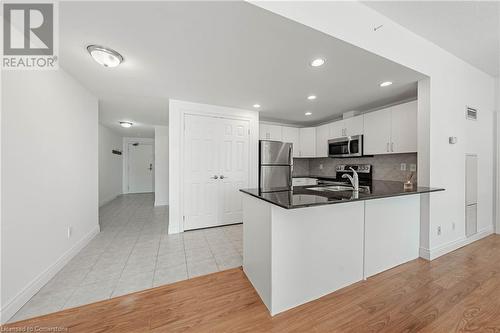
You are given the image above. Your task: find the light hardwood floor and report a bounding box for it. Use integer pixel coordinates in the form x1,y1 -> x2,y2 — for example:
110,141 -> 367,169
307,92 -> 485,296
4,235 -> 500,332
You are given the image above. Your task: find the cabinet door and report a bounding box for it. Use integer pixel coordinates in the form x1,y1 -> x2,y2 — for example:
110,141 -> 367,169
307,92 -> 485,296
259,124 -> 282,141
315,124 -> 330,157
330,120 -> 344,138
390,101 -> 417,153
363,108 -> 392,155
299,127 -> 316,157
282,126 -> 300,157
344,115 -> 364,137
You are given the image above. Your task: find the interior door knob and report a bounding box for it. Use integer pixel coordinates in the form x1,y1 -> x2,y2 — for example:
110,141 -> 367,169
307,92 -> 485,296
211,175 -> 219,179
220,175 -> 226,179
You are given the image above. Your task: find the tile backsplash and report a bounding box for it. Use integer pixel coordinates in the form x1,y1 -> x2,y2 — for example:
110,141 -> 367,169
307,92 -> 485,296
293,153 -> 417,182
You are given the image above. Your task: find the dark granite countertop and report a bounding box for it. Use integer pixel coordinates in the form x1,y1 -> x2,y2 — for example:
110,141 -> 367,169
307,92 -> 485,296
240,180 -> 444,209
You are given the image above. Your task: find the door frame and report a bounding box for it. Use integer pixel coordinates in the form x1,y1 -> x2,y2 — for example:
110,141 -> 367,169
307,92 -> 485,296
122,137 -> 155,194
169,100 -> 259,234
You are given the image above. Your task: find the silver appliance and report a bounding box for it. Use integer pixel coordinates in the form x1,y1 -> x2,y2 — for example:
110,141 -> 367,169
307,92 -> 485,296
259,140 -> 293,192
328,135 -> 363,158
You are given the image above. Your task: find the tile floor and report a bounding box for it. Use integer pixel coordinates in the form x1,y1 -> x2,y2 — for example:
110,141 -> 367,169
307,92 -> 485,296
10,193 -> 243,322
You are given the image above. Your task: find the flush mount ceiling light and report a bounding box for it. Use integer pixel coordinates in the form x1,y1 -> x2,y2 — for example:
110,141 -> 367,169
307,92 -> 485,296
307,95 -> 317,100
87,45 -> 124,68
310,58 -> 325,67
253,104 -> 261,108
380,81 -> 393,87
305,112 -> 312,116
119,121 -> 133,128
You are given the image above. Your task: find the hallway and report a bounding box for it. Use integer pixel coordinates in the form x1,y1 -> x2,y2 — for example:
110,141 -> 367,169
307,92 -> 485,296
10,194 -> 243,322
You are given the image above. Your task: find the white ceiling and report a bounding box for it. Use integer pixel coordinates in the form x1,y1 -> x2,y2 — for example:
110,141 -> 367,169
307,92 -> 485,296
60,1 -> 425,136
363,1 -> 500,77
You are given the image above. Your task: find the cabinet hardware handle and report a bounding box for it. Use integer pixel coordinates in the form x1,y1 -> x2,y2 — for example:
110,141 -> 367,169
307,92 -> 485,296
391,142 -> 394,152
386,143 -> 390,152
220,175 -> 227,179
211,175 -> 219,179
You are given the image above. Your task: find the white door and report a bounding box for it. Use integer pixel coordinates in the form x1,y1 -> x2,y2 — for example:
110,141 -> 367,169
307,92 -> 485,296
315,123 -> 330,157
344,115 -> 364,137
259,124 -> 282,140
219,118 -> 249,225
128,143 -> 154,193
390,101 -> 417,153
282,126 -> 300,157
330,120 -> 344,138
298,127 -> 316,157
184,114 -> 249,230
363,108 -> 392,155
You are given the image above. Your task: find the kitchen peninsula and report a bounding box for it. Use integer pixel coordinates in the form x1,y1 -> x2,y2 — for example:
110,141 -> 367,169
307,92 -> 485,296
240,181 -> 444,315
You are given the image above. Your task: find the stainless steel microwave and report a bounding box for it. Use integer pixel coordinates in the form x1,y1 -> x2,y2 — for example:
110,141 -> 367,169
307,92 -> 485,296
328,135 -> 363,158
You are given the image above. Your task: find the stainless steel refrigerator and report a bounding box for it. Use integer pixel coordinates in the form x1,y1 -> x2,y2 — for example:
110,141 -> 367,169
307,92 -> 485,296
259,140 -> 293,192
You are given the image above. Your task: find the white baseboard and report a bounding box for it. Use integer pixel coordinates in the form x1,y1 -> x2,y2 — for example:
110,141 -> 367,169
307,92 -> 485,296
419,226 -> 493,261
0,224 -> 100,323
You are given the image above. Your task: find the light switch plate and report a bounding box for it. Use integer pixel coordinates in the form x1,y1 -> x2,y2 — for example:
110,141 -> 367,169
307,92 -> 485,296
400,163 -> 407,171
410,164 -> 417,172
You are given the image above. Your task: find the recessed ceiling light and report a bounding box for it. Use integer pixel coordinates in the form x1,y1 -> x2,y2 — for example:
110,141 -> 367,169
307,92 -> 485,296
253,104 -> 261,108
120,121 -> 133,128
307,95 -> 317,100
380,81 -> 393,87
87,45 -> 124,68
305,112 -> 312,116
310,58 -> 325,67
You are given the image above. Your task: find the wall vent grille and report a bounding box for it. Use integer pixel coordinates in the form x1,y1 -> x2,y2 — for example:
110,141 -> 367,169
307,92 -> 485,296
466,106 -> 477,120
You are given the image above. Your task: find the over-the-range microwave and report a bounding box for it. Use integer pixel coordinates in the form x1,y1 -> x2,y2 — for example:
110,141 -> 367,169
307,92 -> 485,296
328,135 -> 363,158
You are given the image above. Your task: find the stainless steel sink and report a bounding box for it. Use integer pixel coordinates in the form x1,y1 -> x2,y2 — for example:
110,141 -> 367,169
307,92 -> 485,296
307,185 -> 354,192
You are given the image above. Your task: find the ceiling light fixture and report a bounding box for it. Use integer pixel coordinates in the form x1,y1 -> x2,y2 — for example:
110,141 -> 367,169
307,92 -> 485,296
253,104 -> 261,108
87,45 -> 124,68
380,81 -> 393,87
305,112 -> 312,116
120,121 -> 133,128
310,58 -> 325,67
307,95 -> 317,100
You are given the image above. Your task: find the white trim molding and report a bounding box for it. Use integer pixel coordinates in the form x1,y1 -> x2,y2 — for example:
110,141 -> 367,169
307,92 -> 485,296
419,226 -> 493,261
0,225 -> 100,323
168,99 -> 259,234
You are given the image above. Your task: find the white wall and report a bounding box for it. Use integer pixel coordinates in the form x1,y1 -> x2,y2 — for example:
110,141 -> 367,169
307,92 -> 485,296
154,126 -> 169,206
99,124 -> 123,206
1,70 -> 99,322
252,1 -> 496,259
169,100 -> 259,234
122,137 -> 154,194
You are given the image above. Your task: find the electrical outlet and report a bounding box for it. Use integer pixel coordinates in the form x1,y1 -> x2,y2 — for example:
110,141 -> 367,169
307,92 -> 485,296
319,164 -> 323,170
410,164 -> 417,172
67,226 -> 72,239
400,163 -> 407,171
437,226 -> 441,236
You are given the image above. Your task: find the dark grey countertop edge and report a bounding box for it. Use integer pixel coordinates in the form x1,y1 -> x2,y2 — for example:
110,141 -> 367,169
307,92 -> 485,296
239,188 -> 445,210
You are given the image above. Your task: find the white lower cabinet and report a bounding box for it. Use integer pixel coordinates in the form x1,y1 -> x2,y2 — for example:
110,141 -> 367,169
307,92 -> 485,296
364,195 -> 420,277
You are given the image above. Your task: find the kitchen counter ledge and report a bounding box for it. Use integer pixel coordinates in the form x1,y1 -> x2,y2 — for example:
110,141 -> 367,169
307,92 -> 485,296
240,180 -> 444,209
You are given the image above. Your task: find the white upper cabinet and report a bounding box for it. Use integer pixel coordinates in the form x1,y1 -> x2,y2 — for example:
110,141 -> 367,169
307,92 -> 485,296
298,127 -> 316,158
259,123 -> 282,141
390,101 -> 417,153
329,121 -> 344,138
344,115 -> 364,137
363,101 -> 417,155
282,126 -> 300,157
315,124 -> 330,158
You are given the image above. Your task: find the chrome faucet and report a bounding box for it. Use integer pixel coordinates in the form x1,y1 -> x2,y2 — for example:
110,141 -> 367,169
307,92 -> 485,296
342,167 -> 359,192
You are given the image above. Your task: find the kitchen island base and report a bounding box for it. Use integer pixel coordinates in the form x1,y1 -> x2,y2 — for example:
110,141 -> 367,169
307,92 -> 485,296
242,193 -> 420,316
